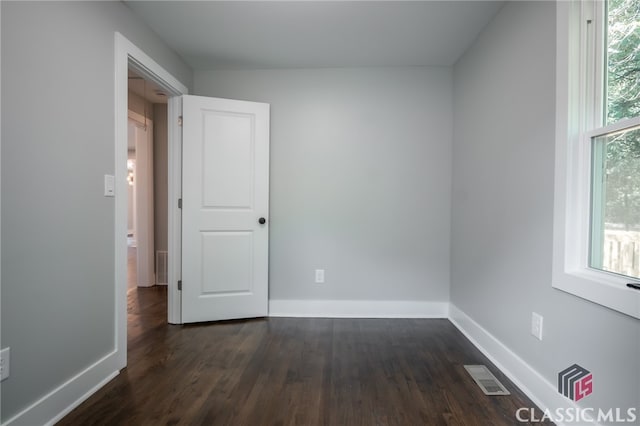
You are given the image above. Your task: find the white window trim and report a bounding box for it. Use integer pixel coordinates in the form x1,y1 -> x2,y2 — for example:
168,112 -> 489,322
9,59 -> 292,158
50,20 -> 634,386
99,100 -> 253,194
553,0 -> 640,319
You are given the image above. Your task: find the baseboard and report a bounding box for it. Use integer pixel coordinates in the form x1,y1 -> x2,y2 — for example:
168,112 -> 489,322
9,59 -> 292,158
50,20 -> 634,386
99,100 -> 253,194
3,351 -> 121,426
448,304 -> 595,426
269,299 -> 448,318
3,303 -> 600,426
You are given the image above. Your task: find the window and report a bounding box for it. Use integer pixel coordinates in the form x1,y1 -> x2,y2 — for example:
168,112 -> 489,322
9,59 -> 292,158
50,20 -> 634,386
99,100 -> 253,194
553,0 -> 640,318
605,0 -> 639,126
590,125 -> 640,279
589,0 -> 640,280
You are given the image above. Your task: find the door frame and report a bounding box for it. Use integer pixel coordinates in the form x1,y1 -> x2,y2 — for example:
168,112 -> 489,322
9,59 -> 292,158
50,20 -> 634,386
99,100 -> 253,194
115,32 -> 188,368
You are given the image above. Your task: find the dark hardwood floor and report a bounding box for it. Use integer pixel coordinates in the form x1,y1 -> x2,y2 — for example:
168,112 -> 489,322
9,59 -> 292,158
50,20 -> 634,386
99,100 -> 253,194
127,245 -> 137,290
57,287 -> 551,425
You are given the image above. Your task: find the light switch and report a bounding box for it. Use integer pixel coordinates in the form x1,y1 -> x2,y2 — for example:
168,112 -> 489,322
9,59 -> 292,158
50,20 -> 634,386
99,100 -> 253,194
531,312 -> 544,340
104,174 -> 115,197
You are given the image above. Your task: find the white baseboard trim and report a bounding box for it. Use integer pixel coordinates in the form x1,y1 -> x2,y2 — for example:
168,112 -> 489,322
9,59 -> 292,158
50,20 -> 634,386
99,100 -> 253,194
3,351 -> 121,426
269,299 -> 448,318
448,304 -> 594,426
4,303 -> 600,426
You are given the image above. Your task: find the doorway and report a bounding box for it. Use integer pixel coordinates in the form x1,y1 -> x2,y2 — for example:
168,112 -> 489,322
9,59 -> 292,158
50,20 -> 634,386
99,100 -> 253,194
115,32 -> 189,369
115,34 -> 269,365
127,69 -> 167,291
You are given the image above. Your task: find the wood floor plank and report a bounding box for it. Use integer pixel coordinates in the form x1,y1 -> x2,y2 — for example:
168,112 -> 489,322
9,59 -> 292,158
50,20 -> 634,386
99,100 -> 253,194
57,288 -> 553,426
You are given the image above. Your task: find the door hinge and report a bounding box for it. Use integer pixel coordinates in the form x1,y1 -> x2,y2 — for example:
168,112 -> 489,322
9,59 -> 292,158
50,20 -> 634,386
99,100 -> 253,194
178,115 -> 183,127
177,280 -> 182,291
178,198 -> 182,209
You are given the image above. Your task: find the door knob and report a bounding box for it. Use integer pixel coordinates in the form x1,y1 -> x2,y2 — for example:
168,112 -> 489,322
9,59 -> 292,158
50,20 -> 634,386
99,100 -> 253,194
258,217 -> 266,225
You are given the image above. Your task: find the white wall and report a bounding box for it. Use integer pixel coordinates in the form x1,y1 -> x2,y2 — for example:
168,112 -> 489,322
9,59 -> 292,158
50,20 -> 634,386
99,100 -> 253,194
128,150 -> 135,234
153,104 -> 168,254
128,100 -> 168,254
195,67 -> 452,306
451,1 -> 639,420
1,1 -> 191,422
128,91 -> 154,121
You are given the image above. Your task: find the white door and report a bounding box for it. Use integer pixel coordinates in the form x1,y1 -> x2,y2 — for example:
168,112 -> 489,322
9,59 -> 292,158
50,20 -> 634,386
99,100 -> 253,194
181,95 -> 270,323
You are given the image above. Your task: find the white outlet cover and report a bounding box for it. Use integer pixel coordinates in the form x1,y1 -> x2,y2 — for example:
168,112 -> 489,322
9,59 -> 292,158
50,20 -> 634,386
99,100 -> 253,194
531,312 -> 544,340
315,269 -> 325,283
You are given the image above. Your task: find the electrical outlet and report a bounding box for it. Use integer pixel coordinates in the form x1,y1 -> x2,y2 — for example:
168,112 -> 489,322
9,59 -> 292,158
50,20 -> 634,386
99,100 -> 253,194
1,347 -> 10,381
315,269 -> 325,284
531,312 -> 544,340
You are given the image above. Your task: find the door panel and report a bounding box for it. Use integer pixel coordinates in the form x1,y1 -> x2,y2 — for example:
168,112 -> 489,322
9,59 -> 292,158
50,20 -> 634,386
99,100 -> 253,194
202,112 -> 254,208
182,95 -> 269,323
201,232 -> 253,294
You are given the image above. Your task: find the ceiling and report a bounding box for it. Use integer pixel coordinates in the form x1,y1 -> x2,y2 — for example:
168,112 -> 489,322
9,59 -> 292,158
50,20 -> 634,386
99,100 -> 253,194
124,1 -> 505,70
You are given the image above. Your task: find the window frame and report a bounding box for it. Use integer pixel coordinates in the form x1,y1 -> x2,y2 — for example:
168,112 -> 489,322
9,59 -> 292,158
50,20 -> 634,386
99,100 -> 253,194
553,0 -> 640,319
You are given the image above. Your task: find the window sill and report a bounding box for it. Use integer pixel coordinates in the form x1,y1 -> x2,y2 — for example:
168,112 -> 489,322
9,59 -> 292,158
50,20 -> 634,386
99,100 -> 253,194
552,267 -> 640,319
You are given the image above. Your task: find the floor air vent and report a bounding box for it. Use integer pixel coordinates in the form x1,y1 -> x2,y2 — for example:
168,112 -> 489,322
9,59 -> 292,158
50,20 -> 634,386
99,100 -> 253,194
464,365 -> 511,396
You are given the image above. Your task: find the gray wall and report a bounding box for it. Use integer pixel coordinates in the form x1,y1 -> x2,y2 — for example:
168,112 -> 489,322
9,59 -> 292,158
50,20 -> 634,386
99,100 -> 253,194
451,1 -> 639,419
195,67 -> 452,302
4,0 -> 634,423
1,1 -> 191,421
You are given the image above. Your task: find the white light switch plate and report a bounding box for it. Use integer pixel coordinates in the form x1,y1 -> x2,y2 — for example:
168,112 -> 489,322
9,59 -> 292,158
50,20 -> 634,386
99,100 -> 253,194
1,347 -> 10,381
104,174 -> 115,197
531,312 -> 544,340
